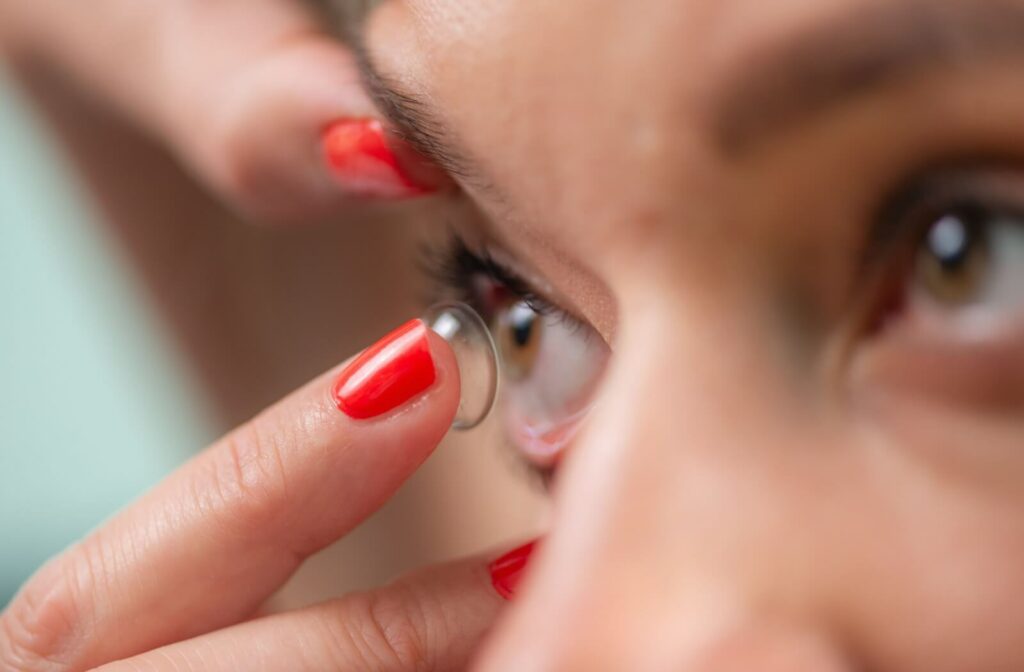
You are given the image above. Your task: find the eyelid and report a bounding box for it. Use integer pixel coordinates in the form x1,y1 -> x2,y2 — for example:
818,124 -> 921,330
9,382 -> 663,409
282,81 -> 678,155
870,164 -> 1024,266
476,244 -> 603,337
422,231 -> 591,332
850,165 -> 1024,341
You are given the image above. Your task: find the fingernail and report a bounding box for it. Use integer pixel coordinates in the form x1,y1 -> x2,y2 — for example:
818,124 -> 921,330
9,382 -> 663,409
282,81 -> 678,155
333,319 -> 438,419
322,119 -> 433,198
489,541 -> 537,600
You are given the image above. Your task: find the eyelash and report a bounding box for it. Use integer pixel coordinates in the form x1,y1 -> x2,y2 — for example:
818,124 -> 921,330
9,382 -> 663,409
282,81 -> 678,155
420,232 -> 583,330
859,168 -> 1011,311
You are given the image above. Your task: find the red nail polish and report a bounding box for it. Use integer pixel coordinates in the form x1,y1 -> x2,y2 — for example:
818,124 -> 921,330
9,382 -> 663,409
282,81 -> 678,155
333,319 -> 437,419
322,119 -> 432,198
489,541 -> 537,600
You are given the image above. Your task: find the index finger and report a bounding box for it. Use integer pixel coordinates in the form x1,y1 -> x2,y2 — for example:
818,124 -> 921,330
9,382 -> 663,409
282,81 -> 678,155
0,319 -> 459,672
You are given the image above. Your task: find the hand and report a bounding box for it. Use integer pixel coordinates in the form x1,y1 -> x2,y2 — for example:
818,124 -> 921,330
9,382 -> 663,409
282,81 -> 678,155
1,320 -> 510,671
0,0 -> 443,221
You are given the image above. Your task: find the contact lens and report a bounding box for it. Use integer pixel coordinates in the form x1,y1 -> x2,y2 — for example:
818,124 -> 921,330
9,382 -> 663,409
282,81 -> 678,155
423,301 -> 500,430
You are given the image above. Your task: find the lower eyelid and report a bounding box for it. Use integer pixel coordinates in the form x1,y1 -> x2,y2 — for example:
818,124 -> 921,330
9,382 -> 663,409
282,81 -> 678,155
852,315 -> 1024,412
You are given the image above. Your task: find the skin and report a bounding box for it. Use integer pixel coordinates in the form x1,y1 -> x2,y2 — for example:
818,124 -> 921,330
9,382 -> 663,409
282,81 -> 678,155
3,0 -> 1024,670
361,1 -> 1024,668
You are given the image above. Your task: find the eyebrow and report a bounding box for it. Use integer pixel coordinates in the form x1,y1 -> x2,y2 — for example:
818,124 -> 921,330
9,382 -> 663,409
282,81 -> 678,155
714,1 -> 1024,155
349,35 -> 477,182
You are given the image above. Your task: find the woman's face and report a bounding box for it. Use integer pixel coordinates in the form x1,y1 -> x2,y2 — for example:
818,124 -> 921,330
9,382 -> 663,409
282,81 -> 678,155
364,1 -> 1024,668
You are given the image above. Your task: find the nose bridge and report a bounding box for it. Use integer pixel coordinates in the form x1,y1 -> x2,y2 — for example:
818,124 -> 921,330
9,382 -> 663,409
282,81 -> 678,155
564,303 -> 809,594
480,304 -> 855,670
583,298 -> 808,539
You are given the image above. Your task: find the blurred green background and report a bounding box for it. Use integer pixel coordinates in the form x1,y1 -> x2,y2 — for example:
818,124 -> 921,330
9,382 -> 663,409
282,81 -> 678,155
0,76 -> 215,606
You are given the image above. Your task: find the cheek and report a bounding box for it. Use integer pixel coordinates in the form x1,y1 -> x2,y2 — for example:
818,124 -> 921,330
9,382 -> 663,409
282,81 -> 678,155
836,377 -> 1024,668
848,328 -> 1024,488
840,477 -> 1024,671
536,309 -> 1024,670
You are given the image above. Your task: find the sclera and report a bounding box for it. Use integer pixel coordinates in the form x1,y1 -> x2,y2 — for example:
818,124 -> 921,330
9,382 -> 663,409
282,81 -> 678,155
423,301 -> 500,430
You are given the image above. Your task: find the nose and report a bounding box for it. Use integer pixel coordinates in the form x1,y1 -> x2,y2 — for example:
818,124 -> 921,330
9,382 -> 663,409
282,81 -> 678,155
475,303 -> 861,671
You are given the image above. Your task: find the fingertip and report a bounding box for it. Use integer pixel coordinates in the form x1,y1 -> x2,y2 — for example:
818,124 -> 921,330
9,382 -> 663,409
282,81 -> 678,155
329,319 -> 459,427
425,325 -> 462,425
321,118 -> 449,199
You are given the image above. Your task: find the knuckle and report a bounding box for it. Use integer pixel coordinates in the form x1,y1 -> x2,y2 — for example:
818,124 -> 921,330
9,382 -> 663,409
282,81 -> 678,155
334,585 -> 432,672
200,93 -> 306,222
201,418 -> 294,542
0,546 -> 100,672
209,109 -> 270,206
369,583 -> 433,670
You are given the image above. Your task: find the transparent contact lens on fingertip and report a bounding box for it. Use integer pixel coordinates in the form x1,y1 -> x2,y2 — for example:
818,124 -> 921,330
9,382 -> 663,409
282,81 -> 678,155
423,301 -> 500,430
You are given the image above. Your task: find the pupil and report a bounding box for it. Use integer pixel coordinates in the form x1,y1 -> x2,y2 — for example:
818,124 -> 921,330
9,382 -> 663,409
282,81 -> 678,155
927,210 -> 977,273
512,313 -> 534,347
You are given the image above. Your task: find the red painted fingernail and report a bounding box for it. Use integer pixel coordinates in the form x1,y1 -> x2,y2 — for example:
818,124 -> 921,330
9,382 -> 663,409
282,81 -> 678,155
333,319 -> 437,419
489,541 -> 537,600
322,119 -> 432,198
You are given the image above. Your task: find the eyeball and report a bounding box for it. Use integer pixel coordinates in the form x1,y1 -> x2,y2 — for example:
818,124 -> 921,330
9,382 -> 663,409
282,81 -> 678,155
490,299 -> 609,464
423,301 -> 500,430
495,300 -> 542,381
915,207 -> 991,306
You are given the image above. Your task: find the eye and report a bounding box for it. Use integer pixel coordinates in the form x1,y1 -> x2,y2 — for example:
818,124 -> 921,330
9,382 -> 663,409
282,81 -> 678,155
496,300 -> 542,381
421,234 -> 610,470
490,298 -> 609,466
895,194 -> 1024,327
913,206 -> 991,307
856,172 -> 1024,411
421,236 -> 606,473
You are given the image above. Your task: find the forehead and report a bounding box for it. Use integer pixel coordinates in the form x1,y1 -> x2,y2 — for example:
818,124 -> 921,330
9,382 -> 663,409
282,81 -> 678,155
368,0 -> 862,214
362,0 -> 872,332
